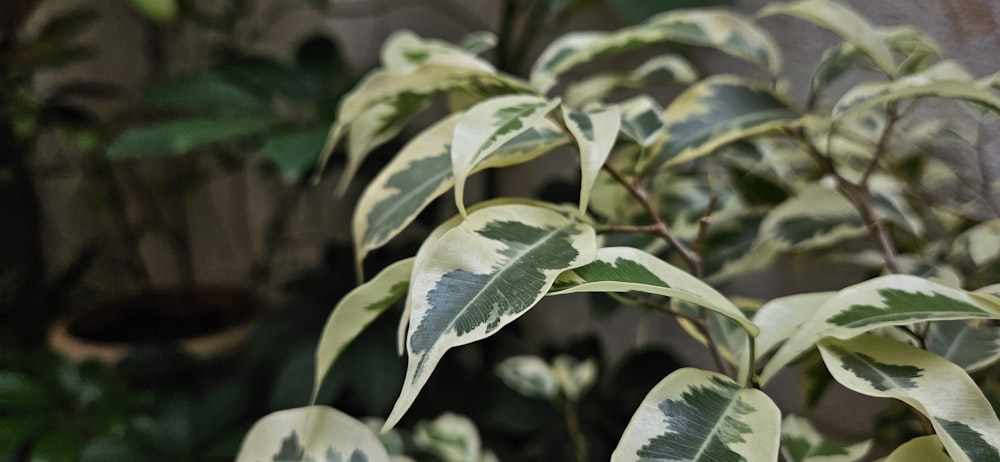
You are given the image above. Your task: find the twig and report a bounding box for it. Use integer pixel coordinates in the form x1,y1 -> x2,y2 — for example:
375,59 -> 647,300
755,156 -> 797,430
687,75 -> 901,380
602,163 -> 703,277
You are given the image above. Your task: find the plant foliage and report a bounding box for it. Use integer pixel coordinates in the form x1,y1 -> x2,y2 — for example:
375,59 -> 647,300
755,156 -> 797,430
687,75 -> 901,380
239,1 -> 1000,460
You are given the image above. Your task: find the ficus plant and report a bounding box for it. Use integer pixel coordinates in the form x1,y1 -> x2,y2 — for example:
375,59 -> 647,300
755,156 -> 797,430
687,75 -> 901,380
236,0 -> 1000,460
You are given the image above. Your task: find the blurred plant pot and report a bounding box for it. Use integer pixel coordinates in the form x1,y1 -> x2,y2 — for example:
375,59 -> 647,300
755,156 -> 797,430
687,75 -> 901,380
48,285 -> 260,365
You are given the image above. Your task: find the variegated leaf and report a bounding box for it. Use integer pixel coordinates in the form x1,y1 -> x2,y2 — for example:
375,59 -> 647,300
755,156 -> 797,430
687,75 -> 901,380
552,355 -> 598,401
644,8 -> 782,75
753,292 -> 836,360
313,258 -> 413,399
562,105 -> 620,213
878,435 -> 952,462
754,181 -> 867,252
352,113 -> 567,265
413,413 -> 482,462
530,9 -> 779,93
833,61 -> 1000,118
235,406 -> 391,462
883,26 -> 942,75
549,246 -> 758,337
451,95 -> 561,215
762,275 -> 1000,384
819,334 -> 1000,462
616,95 -> 666,148
952,219 -> 1000,267
612,368 -> 780,462
495,355 -> 558,400
927,320 -> 1000,372
385,203 -> 596,430
758,0 -> 896,76
780,414 -> 872,462
565,54 -> 697,107
644,75 -> 801,172
380,29 -> 492,73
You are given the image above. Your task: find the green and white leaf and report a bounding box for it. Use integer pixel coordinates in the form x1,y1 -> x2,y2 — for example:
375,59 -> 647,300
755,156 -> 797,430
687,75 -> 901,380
780,414 -> 872,462
883,26 -> 942,75
562,105 -> 620,212
549,246 -> 757,337
552,355 -> 598,401
645,8 -> 782,75
673,299 -> 750,370
833,61 -> 1000,118
761,274 -> 1000,384
321,53 -> 518,191
530,9 -> 779,93
352,113 -> 567,264
927,320 -> 1000,372
413,413 -> 482,462
565,54 -> 697,107
451,95 -> 561,215
754,292 -> 836,360
235,406 -> 391,462
313,258 -> 413,399
380,29 -> 492,73
644,75 -> 801,172
615,95 -> 666,148
754,181 -> 867,252
612,368 -> 780,462
495,355 -> 558,400
819,334 -> 1000,462
952,219 -> 1000,267
758,0 -> 896,76
878,435 -> 952,462
385,203 -> 596,430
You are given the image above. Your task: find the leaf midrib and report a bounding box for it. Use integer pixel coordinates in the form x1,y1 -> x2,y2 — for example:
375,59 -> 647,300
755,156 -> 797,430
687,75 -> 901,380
690,386 -> 745,462
420,221 -> 574,351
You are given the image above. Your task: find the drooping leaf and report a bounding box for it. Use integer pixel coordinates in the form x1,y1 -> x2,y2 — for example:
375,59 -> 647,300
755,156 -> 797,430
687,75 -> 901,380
643,75 -> 801,172
758,0 -> 896,76
549,246 -> 758,338
761,275 -> 1000,384
235,406 -> 391,462
819,335 -> 1000,462
106,116 -> 275,159
313,258 -> 414,400
833,61 -> 1000,118
564,54 -> 697,107
320,50 -> 527,191
384,203 -> 596,430
530,9 -> 779,93
495,356 -> 558,400
879,435 -> 952,462
612,368 -> 780,462
780,414 -> 872,462
413,413 -> 483,462
927,320 -> 1000,372
753,292 -> 836,360
352,113 -> 568,264
562,105 -> 620,212
450,95 -> 561,215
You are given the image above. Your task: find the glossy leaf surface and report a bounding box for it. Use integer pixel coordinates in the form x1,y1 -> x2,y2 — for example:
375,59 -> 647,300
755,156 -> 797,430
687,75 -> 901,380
385,203 -> 596,429
235,406 -> 391,462
612,368 -> 780,462
819,335 -> 1000,462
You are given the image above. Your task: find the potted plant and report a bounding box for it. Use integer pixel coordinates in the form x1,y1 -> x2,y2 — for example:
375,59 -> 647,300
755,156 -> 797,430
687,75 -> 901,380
246,0 -> 996,460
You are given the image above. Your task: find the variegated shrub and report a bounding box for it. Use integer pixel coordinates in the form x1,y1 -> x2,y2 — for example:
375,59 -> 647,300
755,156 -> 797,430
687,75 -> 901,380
239,0 -> 1000,460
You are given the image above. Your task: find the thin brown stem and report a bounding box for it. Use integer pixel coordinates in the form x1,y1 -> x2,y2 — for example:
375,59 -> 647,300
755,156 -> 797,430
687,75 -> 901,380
860,102 -> 899,185
791,127 -> 902,274
635,296 -> 733,377
603,163 -> 703,277
563,399 -> 588,462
